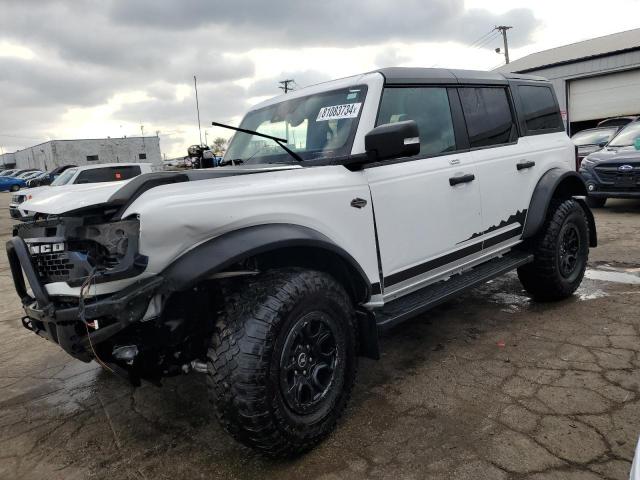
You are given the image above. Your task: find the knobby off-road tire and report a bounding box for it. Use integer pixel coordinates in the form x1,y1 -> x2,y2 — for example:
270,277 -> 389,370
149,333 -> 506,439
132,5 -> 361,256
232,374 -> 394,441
586,196 -> 607,208
206,268 -> 357,457
518,198 -> 589,301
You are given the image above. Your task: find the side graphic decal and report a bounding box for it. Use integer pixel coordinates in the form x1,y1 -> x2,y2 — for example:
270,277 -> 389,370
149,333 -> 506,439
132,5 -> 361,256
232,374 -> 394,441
457,209 -> 527,245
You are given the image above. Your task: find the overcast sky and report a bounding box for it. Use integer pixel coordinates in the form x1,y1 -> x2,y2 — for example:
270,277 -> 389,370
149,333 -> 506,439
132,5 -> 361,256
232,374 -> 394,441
1,0 -> 639,158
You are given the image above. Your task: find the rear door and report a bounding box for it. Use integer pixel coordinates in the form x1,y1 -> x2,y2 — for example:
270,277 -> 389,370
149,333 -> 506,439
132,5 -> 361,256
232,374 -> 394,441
364,86 -> 483,299
459,86 -> 530,251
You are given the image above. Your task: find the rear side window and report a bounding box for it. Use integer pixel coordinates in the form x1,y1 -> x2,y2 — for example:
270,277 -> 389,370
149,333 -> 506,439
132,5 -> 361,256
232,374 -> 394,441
376,87 -> 456,156
459,87 -> 516,148
75,166 -> 141,184
518,86 -> 563,132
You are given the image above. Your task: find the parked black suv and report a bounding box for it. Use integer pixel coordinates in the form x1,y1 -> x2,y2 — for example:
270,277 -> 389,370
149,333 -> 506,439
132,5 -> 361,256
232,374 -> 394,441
580,121 -> 640,207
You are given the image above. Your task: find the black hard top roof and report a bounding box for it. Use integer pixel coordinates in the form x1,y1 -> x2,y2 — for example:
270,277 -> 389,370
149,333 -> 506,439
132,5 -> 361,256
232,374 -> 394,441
375,67 -> 547,85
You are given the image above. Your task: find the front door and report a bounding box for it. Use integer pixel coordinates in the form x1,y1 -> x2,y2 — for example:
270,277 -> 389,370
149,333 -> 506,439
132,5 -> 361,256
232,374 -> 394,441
364,86 -> 483,299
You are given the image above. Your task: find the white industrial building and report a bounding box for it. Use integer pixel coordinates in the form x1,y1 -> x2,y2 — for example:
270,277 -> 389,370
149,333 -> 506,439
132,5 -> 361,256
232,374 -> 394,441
0,136 -> 162,171
497,28 -> 640,134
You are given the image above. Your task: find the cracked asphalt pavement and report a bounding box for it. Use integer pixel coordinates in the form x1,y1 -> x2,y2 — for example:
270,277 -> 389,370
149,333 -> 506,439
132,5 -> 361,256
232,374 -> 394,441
1,195 -> 640,480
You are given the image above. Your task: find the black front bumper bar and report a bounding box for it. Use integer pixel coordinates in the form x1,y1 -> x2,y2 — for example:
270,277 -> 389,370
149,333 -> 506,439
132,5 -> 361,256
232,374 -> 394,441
7,237 -> 163,362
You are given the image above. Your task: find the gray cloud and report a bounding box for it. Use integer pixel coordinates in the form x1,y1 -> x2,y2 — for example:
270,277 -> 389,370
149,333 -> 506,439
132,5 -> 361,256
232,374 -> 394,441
0,0 -> 539,155
108,0 -> 537,48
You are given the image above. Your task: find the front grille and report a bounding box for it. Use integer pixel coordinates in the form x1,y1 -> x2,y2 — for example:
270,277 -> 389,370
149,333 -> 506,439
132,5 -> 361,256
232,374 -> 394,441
33,251 -> 73,283
594,164 -> 640,189
11,195 -> 24,204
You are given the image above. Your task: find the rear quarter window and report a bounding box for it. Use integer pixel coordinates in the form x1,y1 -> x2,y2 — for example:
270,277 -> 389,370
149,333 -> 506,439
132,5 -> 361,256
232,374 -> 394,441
75,166 -> 141,184
518,85 -> 563,133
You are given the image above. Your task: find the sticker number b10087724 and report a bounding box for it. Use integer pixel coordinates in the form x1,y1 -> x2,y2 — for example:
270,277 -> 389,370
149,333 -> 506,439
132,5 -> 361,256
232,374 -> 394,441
316,103 -> 362,122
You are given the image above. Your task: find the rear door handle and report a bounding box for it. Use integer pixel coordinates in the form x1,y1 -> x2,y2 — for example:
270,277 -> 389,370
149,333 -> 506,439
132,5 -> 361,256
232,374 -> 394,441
449,173 -> 475,186
517,160 -> 536,170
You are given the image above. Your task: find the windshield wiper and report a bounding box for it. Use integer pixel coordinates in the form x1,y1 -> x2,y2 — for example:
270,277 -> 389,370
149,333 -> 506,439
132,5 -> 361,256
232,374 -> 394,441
212,121 -> 303,163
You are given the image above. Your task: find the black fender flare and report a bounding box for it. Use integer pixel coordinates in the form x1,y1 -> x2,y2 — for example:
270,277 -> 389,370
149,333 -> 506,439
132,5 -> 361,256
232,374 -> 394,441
159,223 -> 374,302
522,168 -> 597,247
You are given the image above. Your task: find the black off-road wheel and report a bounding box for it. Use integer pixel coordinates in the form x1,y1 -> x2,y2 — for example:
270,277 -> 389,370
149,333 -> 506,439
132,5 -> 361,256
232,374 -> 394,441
206,268 -> 357,457
586,196 -> 606,208
518,198 -> 590,301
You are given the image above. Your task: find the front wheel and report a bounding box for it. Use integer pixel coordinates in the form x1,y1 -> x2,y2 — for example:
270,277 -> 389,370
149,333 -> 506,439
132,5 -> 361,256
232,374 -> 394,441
206,268 -> 357,457
518,198 -> 589,301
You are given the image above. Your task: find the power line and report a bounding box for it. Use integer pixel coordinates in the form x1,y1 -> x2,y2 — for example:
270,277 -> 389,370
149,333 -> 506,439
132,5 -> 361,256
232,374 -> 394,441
471,31 -> 500,50
468,29 -> 498,48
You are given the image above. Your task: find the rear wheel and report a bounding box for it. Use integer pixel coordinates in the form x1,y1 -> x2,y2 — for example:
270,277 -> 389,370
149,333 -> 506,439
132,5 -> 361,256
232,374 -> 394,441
9,185 -> 19,192
206,268 -> 357,457
518,198 -> 589,301
586,196 -> 606,208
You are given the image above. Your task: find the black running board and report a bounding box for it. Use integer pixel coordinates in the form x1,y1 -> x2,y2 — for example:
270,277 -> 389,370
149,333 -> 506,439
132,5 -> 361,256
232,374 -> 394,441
375,251 -> 533,330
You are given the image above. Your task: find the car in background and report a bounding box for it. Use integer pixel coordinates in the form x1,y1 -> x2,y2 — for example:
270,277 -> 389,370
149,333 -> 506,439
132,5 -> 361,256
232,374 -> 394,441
25,165 -> 77,188
579,121 -> 640,207
0,169 -> 19,176
571,126 -> 619,165
597,115 -> 639,129
0,170 -> 44,192
10,163 -> 153,219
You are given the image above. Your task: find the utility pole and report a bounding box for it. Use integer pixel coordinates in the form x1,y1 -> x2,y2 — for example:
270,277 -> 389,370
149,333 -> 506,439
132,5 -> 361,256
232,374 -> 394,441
194,75 -> 203,146
204,130 -> 208,147
278,79 -> 295,94
495,25 -> 512,64
278,79 -> 295,142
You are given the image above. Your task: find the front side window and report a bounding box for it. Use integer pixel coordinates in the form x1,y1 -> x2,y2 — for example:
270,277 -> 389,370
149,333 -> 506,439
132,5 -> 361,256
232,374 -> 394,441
459,87 -> 516,148
518,86 -> 563,132
376,87 -> 456,157
75,166 -> 141,184
224,86 -> 367,165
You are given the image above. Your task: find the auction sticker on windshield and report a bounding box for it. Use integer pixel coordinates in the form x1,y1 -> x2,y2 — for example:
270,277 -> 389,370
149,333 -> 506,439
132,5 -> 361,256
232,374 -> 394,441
316,103 -> 362,122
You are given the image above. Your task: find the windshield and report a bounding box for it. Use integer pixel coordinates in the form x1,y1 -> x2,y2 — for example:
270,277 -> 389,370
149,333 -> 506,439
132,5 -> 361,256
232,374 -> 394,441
224,86 -> 367,164
571,128 -> 617,146
609,122 -> 640,147
51,168 -> 77,186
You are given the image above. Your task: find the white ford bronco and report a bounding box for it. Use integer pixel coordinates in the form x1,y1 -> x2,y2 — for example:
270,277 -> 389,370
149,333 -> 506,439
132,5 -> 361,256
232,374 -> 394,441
7,68 -> 596,456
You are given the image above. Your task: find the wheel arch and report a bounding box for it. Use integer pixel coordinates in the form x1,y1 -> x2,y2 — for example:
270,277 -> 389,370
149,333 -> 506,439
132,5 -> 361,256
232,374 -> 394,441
159,223 -> 374,304
522,168 -> 597,247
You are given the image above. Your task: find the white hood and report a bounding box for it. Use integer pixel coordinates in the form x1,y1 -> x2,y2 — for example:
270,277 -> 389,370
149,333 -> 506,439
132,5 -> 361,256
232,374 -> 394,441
19,180 -> 130,215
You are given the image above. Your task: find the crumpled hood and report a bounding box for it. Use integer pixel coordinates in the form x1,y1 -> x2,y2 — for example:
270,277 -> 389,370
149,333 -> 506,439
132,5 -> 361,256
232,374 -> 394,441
19,180 -> 132,215
19,165 -> 300,216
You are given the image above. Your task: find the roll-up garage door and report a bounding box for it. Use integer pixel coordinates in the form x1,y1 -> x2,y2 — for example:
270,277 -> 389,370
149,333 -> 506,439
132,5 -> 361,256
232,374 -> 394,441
569,68 -> 640,122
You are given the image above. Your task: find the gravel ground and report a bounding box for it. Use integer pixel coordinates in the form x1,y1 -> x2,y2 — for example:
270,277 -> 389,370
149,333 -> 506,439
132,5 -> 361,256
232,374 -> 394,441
0,194 -> 639,480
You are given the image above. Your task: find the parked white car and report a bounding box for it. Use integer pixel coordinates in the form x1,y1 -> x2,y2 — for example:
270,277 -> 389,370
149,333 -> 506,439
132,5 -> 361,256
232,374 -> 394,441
9,163 -> 153,220
7,68 -> 596,456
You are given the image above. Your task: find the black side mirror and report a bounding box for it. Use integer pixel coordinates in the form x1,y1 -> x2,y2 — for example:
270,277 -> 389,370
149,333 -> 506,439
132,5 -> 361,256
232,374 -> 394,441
365,120 -> 420,162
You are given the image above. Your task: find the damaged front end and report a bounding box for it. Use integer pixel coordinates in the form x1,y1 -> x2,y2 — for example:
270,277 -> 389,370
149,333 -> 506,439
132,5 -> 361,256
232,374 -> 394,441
7,215 -> 212,385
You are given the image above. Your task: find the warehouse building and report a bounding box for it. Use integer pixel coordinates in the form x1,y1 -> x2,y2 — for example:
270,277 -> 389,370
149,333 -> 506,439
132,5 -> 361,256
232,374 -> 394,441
0,136 -> 162,170
497,28 -> 640,134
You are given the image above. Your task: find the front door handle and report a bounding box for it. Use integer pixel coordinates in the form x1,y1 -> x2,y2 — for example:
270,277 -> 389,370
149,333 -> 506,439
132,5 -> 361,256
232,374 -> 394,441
517,160 -> 536,170
449,173 -> 475,186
